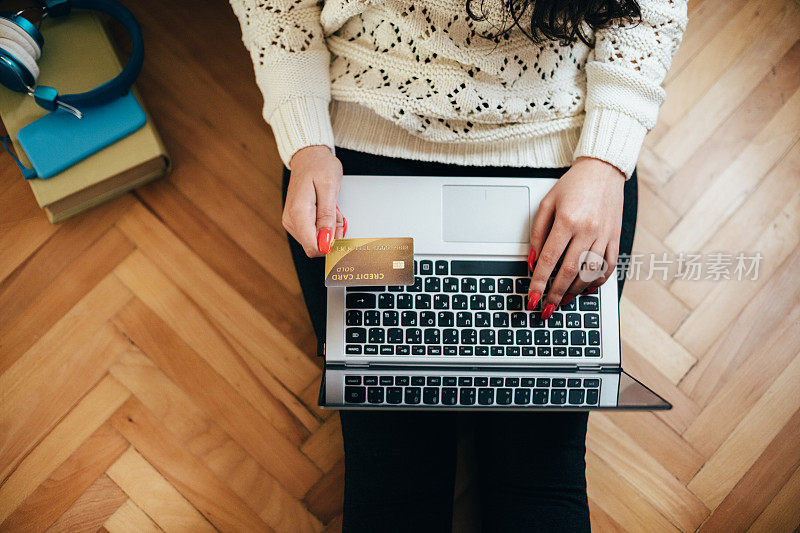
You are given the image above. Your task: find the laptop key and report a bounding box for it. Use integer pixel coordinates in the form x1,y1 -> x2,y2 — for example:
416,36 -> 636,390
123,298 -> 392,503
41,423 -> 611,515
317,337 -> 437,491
383,311 -> 399,326
411,345 -> 425,355
427,376 -> 441,385
345,386 -> 366,403
521,378 -> 536,387
346,293 -> 377,308
364,376 -> 378,385
456,312 -> 473,327
553,330 -> 568,345
589,331 -> 600,346
405,387 -> 421,404
515,278 -> 530,293
498,278 -> 514,293
534,330 -> 550,345
435,260 -> 449,275
568,389 -> 585,405
479,278 -> 496,293
461,278 -> 478,293
380,376 -> 394,385
424,329 -> 440,344
478,388 -> 494,405
425,277 -> 441,292
498,329 -> 514,345
533,389 -> 549,404
407,277 -> 423,292
368,387 -> 384,403
568,379 -> 582,387
553,347 -> 567,357
522,347 -> 536,356
506,347 -> 520,356
411,376 -> 425,386
474,377 -> 488,386
452,295 -> 468,310
505,377 -> 519,387
536,378 -> 550,387
496,388 -> 513,405
443,376 -> 457,386
345,376 -> 362,385
586,389 -> 599,405
388,285 -> 404,292
553,378 -> 566,387
579,297 -> 599,311
490,377 -> 504,387
514,389 -> 531,404
585,347 -> 601,357
420,312 -> 436,326
380,345 -> 394,355
442,387 -> 458,405
433,294 -> 449,309
346,327 -> 367,343
346,311 -> 362,325
401,311 -> 417,326
479,329 -> 496,345
368,328 -> 385,344
491,347 -> 504,356
584,379 -> 599,387
378,294 -> 394,309
364,311 -> 380,326
346,345 -> 362,355
516,330 -> 532,345
420,260 -> 433,275
489,295 -> 504,310
551,389 -> 567,404
492,312 -> 509,327
396,345 -> 411,355
438,311 -> 454,327
511,312 -> 527,327
475,312 -> 491,327
460,388 -> 476,405
475,346 -> 489,356
364,345 -> 379,355
427,346 -> 442,355
461,329 -> 477,345
415,294 -> 431,309
537,347 -> 552,356
443,329 -> 459,344
459,346 -> 474,355
444,346 -> 457,355
547,313 -> 564,328
566,313 -> 581,328
569,347 -> 582,357
397,294 -> 413,309
443,277 -> 459,292
470,295 -> 487,310
507,295 -> 523,310
561,299 -> 578,311
386,387 -> 403,404
423,387 -> 440,404
584,313 -> 600,328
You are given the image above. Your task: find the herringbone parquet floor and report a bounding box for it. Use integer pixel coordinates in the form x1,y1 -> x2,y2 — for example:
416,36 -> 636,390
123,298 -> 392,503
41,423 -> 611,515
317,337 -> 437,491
2,0 -> 800,531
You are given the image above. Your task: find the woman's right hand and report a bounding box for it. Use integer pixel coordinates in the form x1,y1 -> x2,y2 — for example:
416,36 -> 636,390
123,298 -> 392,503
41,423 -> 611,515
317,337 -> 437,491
283,145 -> 347,257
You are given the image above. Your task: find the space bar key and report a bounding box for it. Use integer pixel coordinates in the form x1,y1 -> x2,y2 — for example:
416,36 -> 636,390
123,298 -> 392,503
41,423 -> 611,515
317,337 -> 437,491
450,260 -> 528,277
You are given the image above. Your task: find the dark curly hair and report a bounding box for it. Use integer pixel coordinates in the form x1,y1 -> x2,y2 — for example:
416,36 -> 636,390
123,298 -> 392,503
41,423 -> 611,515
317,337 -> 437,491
466,0 -> 642,45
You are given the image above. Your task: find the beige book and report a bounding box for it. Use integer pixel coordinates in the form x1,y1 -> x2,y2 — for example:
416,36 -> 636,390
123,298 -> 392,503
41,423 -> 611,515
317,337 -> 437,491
0,12 -> 169,223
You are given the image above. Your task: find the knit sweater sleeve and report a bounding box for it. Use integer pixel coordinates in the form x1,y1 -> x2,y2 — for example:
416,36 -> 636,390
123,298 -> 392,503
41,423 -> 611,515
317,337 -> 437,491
574,0 -> 688,178
229,0 -> 335,168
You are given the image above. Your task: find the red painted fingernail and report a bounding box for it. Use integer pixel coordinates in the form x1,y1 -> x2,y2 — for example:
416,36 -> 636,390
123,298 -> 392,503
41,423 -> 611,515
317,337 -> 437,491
317,228 -> 333,254
526,291 -> 541,311
527,248 -> 537,271
541,303 -> 556,320
342,216 -> 348,237
560,293 -> 576,306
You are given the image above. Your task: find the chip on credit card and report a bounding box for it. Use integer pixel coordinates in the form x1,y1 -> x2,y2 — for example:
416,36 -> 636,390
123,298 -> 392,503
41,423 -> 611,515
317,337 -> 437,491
324,238 -> 414,287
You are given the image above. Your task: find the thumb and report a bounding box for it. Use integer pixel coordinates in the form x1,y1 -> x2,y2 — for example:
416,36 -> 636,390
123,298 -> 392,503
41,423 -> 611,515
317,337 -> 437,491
315,181 -> 339,254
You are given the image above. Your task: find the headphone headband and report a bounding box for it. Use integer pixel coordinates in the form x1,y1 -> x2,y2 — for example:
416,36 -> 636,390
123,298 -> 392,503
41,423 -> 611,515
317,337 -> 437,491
48,0 -> 143,109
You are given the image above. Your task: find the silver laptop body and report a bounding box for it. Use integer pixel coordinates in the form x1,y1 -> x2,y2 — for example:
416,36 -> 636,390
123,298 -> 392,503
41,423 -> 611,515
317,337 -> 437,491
320,175 -> 670,411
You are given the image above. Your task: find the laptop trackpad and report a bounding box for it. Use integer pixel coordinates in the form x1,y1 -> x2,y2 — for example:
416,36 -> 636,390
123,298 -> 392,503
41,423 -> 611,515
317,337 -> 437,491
442,185 -> 530,243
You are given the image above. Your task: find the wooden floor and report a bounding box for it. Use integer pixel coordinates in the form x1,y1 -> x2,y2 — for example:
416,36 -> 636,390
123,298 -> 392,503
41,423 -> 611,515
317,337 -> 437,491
2,0 -> 800,530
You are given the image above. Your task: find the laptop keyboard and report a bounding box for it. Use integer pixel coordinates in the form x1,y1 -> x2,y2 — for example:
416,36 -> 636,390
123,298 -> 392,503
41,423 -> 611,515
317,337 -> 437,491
343,259 -> 601,358
343,374 -> 601,406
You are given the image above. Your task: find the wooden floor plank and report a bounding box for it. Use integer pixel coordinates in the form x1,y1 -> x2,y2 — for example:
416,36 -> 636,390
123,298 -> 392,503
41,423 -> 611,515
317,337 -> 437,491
688,353 -> 800,509
110,398 -> 272,532
112,297 -> 323,500
44,474 -> 127,533
103,500 -> 162,533
0,278 -> 130,482
0,376 -> 130,524
0,423 -> 128,533
107,348 -> 323,533
106,448 -> 216,533
749,464 -> 800,533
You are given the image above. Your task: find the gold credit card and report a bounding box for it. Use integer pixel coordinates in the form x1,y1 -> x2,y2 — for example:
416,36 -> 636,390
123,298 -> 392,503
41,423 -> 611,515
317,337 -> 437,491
324,238 -> 414,287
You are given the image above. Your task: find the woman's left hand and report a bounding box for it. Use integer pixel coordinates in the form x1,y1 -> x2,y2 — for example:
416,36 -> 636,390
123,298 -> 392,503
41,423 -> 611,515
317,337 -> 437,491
527,156 -> 626,319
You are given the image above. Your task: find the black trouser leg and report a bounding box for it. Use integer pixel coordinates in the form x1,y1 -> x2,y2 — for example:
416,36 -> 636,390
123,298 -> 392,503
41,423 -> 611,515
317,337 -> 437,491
472,411 -> 590,532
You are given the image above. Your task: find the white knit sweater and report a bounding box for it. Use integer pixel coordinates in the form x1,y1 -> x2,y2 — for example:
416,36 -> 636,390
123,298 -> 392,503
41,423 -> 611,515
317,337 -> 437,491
230,0 -> 687,177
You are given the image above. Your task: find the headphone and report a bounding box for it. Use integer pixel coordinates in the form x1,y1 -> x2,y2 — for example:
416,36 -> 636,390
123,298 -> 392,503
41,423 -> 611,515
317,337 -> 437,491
0,0 -> 143,118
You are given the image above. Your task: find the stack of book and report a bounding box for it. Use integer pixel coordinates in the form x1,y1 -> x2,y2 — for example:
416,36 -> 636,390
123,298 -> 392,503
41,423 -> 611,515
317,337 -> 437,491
0,12 -> 169,223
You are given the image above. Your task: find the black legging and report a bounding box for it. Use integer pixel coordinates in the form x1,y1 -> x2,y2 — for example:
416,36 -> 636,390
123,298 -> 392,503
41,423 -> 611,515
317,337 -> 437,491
282,147 -> 638,532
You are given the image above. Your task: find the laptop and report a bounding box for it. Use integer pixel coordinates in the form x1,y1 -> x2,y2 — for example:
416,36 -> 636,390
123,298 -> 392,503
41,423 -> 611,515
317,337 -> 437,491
319,175 -> 671,411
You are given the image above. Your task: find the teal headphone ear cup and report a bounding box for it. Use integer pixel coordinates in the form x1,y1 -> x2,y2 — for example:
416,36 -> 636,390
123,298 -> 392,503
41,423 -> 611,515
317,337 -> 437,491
0,37 -> 39,80
0,13 -> 44,61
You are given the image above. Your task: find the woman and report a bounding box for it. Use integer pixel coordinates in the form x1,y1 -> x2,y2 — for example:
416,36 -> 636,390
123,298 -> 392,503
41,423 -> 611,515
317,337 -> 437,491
231,0 -> 686,529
